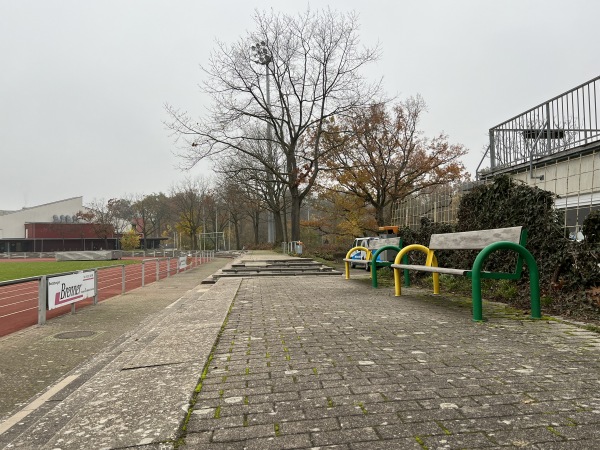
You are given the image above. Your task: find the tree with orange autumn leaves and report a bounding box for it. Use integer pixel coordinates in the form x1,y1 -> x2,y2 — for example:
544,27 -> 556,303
315,97 -> 468,232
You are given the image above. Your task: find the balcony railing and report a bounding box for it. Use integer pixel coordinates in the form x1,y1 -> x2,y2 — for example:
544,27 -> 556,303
482,75 -> 600,174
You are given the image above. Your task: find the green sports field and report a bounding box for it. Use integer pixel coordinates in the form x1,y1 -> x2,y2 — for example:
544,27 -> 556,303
0,260 -> 140,282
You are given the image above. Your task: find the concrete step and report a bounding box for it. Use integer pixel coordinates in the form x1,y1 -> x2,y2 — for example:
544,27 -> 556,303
222,266 -> 335,273
206,257 -> 342,283
213,270 -> 342,279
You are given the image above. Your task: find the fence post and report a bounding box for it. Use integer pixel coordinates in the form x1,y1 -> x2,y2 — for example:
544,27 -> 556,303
122,265 -> 126,294
38,276 -> 47,325
156,259 -> 160,281
142,261 -> 145,287
93,269 -> 98,305
167,258 -> 170,277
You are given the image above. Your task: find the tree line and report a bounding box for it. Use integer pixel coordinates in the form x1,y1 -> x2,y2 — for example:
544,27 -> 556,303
78,176 -> 273,251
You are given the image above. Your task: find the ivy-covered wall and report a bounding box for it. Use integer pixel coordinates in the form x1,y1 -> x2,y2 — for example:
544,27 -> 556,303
398,175 -> 600,319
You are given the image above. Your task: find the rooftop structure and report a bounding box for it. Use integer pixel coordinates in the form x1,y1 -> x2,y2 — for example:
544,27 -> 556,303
394,76 -> 600,237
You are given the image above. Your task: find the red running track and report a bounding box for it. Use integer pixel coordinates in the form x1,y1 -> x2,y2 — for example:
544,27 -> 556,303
0,258 -> 205,338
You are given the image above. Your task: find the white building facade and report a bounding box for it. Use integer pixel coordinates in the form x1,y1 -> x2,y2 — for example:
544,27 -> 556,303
0,197 -> 85,239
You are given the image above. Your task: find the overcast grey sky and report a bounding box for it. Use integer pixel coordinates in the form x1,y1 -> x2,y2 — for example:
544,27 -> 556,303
1,0 -> 598,211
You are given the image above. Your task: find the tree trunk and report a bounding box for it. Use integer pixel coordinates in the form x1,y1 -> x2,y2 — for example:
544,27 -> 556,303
273,209 -> 284,244
234,221 -> 241,250
283,201 -> 288,242
191,231 -> 199,250
253,211 -> 260,244
290,191 -> 302,241
375,205 -> 385,227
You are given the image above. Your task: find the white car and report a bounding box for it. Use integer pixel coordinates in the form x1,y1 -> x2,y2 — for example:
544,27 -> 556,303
349,237 -> 379,269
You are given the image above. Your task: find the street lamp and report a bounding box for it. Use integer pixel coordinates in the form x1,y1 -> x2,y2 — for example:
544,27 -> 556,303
251,41 -> 275,244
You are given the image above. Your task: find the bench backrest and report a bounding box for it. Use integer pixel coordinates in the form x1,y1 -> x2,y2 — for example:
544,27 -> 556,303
368,237 -> 401,249
429,226 -> 523,250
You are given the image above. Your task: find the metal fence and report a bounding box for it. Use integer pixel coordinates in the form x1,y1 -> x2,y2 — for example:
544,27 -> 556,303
0,250 -> 189,259
485,75 -> 600,173
392,165 -> 600,239
282,241 -> 304,255
0,251 -> 214,337
391,185 -> 464,230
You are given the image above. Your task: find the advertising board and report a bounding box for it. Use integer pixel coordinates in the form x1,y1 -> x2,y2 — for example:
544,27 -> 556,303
47,271 -> 96,310
178,256 -> 188,270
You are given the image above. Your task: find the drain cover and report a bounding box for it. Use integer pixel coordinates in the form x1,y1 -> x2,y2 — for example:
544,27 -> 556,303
54,330 -> 96,339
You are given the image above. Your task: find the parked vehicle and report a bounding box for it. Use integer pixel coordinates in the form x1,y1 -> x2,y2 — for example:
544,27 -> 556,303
349,237 -> 380,269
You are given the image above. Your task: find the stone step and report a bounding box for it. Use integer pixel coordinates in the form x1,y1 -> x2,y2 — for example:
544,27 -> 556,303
205,257 -> 342,283
212,270 -> 342,280
231,261 -> 321,268
222,266 -> 335,273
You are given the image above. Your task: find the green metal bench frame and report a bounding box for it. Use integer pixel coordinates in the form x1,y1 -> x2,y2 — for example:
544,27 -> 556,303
391,227 -> 541,322
370,245 -> 410,288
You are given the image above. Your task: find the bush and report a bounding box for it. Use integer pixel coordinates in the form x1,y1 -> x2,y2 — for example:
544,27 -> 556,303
457,175 -> 568,284
396,176 -> 600,321
583,210 -> 600,244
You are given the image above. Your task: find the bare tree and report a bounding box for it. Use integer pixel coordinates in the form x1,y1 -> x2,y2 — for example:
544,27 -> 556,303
214,158 -> 271,246
77,198 -> 132,249
131,193 -> 170,249
166,7 -> 380,240
215,148 -> 289,243
170,178 -> 212,250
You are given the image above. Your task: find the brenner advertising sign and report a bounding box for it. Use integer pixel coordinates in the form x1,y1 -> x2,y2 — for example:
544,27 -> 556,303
47,271 -> 96,310
178,256 -> 188,270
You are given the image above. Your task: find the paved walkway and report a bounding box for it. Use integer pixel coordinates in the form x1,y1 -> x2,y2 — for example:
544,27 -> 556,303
2,251 -> 600,449
0,257 -> 231,448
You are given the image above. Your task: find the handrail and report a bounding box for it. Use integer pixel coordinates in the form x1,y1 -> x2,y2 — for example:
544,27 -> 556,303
491,75 -> 600,129
528,120 -> 548,179
475,145 -> 490,181
486,76 -> 600,171
0,269 -> 97,287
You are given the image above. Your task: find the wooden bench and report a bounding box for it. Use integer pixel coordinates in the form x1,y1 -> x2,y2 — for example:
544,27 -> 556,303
390,226 -> 541,322
343,237 -> 410,288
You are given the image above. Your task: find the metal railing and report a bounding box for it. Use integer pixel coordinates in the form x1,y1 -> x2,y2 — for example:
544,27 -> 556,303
391,183 -> 472,230
0,251 -> 214,337
483,75 -> 600,174
282,241 -> 303,255
0,250 -> 197,259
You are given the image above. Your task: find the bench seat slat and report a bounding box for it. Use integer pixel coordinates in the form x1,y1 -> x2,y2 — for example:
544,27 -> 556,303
344,259 -> 393,267
429,226 -> 522,250
343,258 -> 368,265
368,237 -> 400,249
391,264 -> 468,276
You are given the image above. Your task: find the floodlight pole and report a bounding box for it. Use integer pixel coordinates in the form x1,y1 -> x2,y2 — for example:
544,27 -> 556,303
251,41 -> 275,244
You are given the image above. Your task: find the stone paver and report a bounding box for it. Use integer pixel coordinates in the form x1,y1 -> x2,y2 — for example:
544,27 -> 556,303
0,260 -> 236,449
186,275 -> 600,449
3,251 -> 600,449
